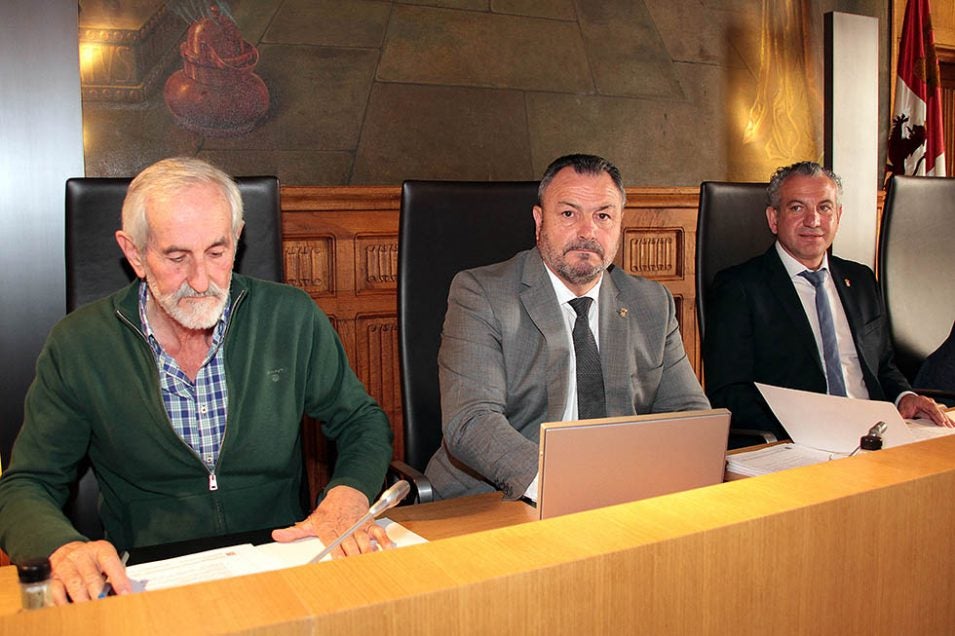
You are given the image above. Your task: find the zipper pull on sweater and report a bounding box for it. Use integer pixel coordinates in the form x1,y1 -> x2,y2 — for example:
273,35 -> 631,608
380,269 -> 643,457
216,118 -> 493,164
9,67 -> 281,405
208,473 -> 219,491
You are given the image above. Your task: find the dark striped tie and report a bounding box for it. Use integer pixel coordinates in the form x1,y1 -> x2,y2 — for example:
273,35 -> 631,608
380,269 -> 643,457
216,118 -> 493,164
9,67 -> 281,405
568,297 -> 607,419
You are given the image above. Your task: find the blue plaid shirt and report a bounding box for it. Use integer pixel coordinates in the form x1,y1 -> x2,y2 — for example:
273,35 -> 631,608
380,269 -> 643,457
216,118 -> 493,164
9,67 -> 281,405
138,282 -> 231,470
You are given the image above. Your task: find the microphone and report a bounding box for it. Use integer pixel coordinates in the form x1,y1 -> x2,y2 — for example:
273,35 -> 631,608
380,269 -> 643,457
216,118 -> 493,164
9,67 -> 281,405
867,421 -> 888,438
368,480 -> 412,516
850,421 -> 886,456
308,480 -> 411,563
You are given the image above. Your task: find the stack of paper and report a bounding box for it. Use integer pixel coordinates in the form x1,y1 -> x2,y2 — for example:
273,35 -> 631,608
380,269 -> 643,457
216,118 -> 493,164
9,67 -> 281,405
126,518 -> 427,593
726,384 -> 955,478
726,443 -> 839,477
907,418 -> 955,441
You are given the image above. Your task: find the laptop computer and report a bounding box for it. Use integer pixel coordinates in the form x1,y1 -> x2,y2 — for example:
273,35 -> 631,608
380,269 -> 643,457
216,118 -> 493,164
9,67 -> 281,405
535,408 -> 731,520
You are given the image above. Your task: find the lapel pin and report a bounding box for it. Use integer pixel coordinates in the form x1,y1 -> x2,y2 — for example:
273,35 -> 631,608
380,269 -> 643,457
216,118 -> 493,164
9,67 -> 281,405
618,307 -> 629,317
844,278 -> 851,287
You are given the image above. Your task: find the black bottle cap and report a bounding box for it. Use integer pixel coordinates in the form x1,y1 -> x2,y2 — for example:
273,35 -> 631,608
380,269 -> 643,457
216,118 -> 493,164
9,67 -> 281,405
16,558 -> 51,583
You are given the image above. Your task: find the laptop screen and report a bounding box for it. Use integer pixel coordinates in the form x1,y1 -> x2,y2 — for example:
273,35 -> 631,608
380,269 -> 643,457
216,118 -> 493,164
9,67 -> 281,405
536,409 -> 731,519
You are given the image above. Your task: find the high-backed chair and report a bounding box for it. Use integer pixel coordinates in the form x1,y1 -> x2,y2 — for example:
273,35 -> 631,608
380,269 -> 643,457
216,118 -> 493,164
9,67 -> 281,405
63,175 -> 282,539
696,182 -> 775,343
879,175 -> 955,404
66,177 -> 283,309
396,181 -> 539,500
696,181 -> 777,444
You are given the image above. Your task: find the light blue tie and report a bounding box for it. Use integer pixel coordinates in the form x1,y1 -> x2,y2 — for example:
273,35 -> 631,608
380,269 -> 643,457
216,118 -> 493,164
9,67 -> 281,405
799,269 -> 848,397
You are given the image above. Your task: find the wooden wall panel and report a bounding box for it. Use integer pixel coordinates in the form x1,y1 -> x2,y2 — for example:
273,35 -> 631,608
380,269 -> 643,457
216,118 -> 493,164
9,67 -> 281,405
618,188 -> 700,372
281,187 -> 402,500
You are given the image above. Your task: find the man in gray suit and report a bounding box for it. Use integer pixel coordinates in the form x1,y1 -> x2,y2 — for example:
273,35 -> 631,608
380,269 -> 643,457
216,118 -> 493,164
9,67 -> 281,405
425,154 -> 710,500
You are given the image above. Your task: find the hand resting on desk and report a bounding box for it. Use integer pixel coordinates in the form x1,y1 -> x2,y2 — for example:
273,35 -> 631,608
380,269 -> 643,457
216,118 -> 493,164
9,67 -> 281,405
49,539 -> 132,605
271,485 -> 394,558
898,393 -> 954,427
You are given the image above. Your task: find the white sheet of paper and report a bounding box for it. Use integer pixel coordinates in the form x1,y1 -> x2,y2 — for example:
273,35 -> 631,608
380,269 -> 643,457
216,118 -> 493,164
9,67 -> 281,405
906,417 -> 955,441
725,443 -> 838,477
755,383 -> 916,453
252,518 -> 427,568
125,517 -> 428,592
125,544 -> 272,592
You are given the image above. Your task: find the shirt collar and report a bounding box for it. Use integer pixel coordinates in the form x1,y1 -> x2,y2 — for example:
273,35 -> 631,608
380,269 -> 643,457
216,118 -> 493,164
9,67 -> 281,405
775,241 -> 831,280
543,265 -> 603,306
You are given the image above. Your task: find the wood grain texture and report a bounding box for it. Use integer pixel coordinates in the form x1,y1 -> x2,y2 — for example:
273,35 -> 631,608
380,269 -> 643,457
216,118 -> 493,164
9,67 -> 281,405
3,436 -> 952,633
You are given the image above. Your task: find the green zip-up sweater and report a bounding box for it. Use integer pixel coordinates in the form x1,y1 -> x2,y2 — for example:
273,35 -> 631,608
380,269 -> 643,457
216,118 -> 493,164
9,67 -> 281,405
0,274 -> 392,560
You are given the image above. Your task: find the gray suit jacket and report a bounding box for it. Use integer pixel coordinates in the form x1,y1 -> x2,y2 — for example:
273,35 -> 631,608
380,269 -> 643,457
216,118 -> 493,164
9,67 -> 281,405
425,248 -> 709,500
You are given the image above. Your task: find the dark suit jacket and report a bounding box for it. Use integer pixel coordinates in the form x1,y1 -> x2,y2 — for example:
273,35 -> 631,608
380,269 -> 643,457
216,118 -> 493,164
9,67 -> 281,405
915,321 -> 955,392
703,246 -> 911,440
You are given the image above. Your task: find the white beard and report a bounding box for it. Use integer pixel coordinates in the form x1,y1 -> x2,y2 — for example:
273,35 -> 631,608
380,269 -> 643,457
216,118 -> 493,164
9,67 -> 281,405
146,274 -> 230,330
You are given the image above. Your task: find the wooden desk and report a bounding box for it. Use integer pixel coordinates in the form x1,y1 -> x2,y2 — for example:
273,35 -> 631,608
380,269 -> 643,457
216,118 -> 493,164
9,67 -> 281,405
389,491 -> 535,540
2,436 -> 955,634
0,492 -> 530,621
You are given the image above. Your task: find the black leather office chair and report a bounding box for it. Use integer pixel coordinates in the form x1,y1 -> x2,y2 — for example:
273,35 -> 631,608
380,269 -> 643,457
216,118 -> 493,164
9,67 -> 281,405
879,175 -> 955,405
396,181 -> 539,502
696,181 -> 777,445
63,175 -> 282,539
66,177 -> 283,309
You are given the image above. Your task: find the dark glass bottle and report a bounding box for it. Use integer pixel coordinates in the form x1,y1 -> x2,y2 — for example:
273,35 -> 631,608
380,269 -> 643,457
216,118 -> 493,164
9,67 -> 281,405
16,558 -> 53,610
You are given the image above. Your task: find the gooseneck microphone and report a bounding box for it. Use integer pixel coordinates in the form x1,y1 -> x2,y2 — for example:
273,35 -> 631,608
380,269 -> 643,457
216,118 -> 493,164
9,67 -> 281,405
867,421 -> 888,438
308,480 -> 411,563
849,421 -> 887,456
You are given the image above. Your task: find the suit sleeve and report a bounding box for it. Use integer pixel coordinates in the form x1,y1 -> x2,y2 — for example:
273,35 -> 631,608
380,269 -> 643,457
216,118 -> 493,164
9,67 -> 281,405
437,271 -> 538,498
702,270 -> 784,438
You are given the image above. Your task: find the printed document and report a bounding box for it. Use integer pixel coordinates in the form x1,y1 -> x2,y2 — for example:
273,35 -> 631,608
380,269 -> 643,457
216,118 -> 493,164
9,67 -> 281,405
125,518 -> 427,592
724,384 -> 955,477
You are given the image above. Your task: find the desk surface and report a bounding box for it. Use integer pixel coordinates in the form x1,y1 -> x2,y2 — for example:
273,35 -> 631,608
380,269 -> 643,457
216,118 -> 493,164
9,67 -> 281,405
3,436 -> 955,633
0,491 -> 532,620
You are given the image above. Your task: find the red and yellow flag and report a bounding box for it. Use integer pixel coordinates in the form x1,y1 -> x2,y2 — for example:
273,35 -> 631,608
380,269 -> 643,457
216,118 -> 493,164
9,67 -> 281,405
887,0 -> 946,178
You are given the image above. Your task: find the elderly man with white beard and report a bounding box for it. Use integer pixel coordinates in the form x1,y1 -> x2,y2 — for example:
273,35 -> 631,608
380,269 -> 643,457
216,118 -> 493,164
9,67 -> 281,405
0,157 -> 393,604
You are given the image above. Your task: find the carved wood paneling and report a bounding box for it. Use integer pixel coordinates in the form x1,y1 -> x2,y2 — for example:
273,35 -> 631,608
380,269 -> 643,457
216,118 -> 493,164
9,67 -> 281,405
282,185 -> 702,497
618,189 -> 700,373
625,230 -> 683,278
282,187 -> 402,501
356,235 -> 399,292
284,238 -> 334,294
355,315 -> 402,459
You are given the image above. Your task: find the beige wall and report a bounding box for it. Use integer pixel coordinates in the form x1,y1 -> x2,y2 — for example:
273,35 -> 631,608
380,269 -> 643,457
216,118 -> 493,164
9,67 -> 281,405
893,0 -> 955,49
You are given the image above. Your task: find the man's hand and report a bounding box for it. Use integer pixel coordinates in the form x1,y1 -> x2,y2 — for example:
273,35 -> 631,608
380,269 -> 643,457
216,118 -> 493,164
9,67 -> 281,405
48,540 -> 132,605
898,393 -> 954,427
271,485 -> 394,558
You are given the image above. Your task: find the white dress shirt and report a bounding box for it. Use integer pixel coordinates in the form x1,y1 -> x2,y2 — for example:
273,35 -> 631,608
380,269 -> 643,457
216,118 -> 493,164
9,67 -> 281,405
775,242 -> 869,398
524,268 -> 604,501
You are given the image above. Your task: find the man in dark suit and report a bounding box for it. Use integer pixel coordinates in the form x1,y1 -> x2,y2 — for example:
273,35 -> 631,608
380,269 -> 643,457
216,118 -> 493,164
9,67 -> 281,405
703,161 -> 950,440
